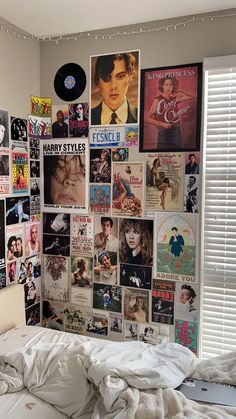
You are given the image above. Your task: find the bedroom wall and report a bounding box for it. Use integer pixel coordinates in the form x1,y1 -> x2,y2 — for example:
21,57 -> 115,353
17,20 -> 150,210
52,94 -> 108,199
38,10 -> 236,352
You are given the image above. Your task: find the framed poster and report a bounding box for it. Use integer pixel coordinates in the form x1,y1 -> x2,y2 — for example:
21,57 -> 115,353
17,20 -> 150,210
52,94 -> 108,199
140,63 -> 202,152
90,50 -> 139,126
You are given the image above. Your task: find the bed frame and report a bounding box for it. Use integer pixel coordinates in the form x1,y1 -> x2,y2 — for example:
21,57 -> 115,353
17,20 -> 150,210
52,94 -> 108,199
0,284 -> 25,334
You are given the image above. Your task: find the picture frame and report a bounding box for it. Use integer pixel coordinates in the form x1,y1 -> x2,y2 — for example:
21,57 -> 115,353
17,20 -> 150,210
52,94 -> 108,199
139,62 -> 202,152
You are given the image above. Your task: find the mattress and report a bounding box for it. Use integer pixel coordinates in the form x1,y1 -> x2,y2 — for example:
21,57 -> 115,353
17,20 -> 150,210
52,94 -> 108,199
0,389 -> 67,419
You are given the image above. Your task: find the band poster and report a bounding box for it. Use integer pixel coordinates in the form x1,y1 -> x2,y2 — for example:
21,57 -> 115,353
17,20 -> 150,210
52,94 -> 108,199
71,215 -> 94,256
42,255 -> 69,302
155,213 -> 198,283
30,95 -> 52,117
12,151 -> 29,194
90,50 -> 140,126
145,153 -> 184,211
140,63 -> 202,152
112,162 -> 144,217
41,138 -> 89,214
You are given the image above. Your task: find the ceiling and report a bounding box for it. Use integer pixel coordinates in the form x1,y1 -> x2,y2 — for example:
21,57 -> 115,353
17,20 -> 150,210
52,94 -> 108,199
0,0 -> 236,38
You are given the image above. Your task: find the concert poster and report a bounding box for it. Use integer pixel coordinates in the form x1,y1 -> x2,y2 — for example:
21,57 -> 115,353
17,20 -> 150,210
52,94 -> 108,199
90,185 -> 110,215
145,152 -> 184,211
90,50 -> 140,127
30,95 -> 52,117
28,115 -> 51,139
152,289 -> 174,325
71,287 -> 92,307
69,102 -> 89,138
175,319 -> 198,354
140,63 -> 202,152
41,139 -> 89,214
64,304 -> 86,334
12,151 -> 29,194
71,215 -> 93,256
42,255 -> 69,302
112,162 -> 144,218
155,213 -> 198,283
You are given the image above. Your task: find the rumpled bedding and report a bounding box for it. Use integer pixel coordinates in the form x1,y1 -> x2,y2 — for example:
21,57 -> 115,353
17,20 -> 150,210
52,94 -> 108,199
0,338 -> 236,418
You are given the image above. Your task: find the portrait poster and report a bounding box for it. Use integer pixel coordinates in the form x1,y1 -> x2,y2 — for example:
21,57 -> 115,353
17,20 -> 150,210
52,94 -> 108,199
89,126 -> 124,148
94,215 -> 118,254
29,138 -> 40,160
30,178 -> 40,196
0,152 -> 10,194
137,324 -> 161,345
69,102 -> 89,138
41,138 -> 89,214
6,196 -> 30,225
174,282 -> 199,323
6,261 -> 17,286
24,277 -> 41,308
185,151 -> 200,174
155,213 -> 198,283
112,162 -> 144,218
184,174 -> 199,213
52,105 -> 68,139
30,160 -> 40,178
0,108 -> 9,150
109,313 -> 123,334
71,215 -> 93,256
43,213 -> 70,236
94,251 -> 117,285
90,148 -> 111,184
71,287 -> 92,306
42,255 -> 69,302
140,63 -> 202,152
86,309 -> 108,336
152,289 -> 174,325
0,200 -> 5,269
12,151 -> 29,194
90,185 -> 110,215
10,117 -> 27,143
6,224 -> 24,262
30,95 -> 52,117
120,264 -> 152,290
90,50 -> 140,126
42,300 -> 64,330
175,319 -> 198,354
71,255 -> 93,289
124,321 -> 138,341
28,115 -> 51,139
124,287 -> 149,323
64,304 -> 86,334
93,284 -> 122,313
145,153 -> 184,211
25,221 -> 41,258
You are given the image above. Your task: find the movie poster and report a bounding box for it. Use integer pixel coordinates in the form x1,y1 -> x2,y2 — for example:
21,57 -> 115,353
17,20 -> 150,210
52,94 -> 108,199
124,287 -> 149,323
0,108 -> 9,150
90,185 -> 110,215
152,289 -> 174,325
30,95 -> 52,117
51,105 -> 68,139
86,310 -> 108,336
6,196 -> 30,225
71,215 -> 94,255
64,304 -> 86,334
112,162 -> 144,217
69,102 -> 89,138
90,50 -> 140,126
10,117 -> 27,143
0,152 -> 10,194
175,319 -> 198,354
155,213 -> 198,283
42,255 -> 69,302
12,151 -> 29,193
41,138 -> 89,213
0,200 -> 5,269
145,153 -> 184,211
174,282 -> 199,323
71,255 -> 93,289
93,284 -> 122,312
140,63 -> 202,152
28,115 -> 51,139
90,126 -> 124,147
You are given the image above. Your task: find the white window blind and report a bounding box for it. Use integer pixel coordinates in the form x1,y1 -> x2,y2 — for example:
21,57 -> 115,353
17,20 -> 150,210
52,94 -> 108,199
202,56 -> 236,359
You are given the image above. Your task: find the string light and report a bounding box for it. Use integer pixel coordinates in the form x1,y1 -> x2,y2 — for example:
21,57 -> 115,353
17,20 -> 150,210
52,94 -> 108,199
0,12 -> 235,43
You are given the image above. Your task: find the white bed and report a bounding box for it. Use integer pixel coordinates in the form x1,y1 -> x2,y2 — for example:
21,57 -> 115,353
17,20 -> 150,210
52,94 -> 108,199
1,285 -> 236,419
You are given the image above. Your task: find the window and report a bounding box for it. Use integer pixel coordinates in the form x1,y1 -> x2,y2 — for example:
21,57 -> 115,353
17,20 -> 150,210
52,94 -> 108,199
201,55 -> 236,358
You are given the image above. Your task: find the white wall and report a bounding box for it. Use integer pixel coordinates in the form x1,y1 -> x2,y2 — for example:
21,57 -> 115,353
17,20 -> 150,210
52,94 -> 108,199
0,18 -> 40,117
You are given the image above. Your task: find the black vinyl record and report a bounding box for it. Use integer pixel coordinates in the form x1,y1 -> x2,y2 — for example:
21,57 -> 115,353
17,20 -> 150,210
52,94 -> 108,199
54,63 -> 86,101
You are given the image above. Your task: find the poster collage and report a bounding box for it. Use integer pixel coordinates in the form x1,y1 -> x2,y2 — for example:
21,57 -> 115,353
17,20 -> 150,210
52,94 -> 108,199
0,49 -> 202,354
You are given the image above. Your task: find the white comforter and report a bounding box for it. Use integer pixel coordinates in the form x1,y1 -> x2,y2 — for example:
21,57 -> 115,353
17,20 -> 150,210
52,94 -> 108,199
0,336 -> 236,418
